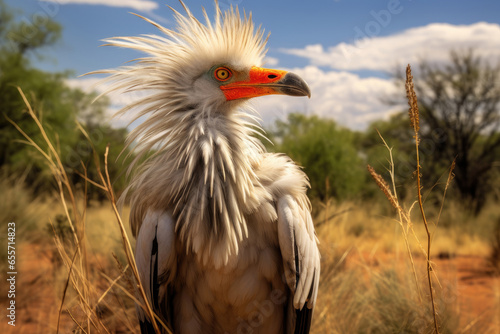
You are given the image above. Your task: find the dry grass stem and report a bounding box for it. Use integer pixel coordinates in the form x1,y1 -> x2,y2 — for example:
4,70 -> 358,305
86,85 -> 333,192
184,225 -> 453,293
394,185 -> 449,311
406,64 -> 439,333
433,158 -> 457,240
56,247 -> 79,334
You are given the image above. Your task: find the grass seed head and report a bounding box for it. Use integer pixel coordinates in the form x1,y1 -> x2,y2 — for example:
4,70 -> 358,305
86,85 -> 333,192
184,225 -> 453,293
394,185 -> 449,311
406,64 -> 420,133
367,165 -> 400,211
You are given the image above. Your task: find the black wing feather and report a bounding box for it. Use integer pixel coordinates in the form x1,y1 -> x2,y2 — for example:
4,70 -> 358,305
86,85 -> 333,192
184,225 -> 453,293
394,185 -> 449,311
294,307 -> 313,334
140,226 -> 161,334
293,235 -> 314,334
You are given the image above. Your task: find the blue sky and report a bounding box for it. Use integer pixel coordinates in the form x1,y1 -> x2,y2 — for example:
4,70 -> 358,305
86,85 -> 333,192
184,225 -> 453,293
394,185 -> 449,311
7,0 -> 500,129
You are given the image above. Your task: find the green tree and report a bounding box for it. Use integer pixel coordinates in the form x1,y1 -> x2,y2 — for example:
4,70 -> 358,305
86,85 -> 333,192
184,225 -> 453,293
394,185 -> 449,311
0,0 -> 130,195
0,0 -> 67,170
393,50 -> 500,213
267,113 -> 367,202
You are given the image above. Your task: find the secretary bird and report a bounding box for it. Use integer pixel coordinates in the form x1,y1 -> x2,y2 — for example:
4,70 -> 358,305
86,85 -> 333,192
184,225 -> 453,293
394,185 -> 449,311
98,1 -> 320,333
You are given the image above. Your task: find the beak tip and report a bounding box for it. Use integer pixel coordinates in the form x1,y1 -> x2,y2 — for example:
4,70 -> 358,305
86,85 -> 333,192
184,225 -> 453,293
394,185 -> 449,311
281,72 -> 311,98
306,88 -> 312,99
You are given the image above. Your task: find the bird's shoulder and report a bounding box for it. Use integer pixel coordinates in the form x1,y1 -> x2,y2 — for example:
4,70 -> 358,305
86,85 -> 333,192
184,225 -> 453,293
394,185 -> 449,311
250,152 -> 312,244
255,153 -> 310,201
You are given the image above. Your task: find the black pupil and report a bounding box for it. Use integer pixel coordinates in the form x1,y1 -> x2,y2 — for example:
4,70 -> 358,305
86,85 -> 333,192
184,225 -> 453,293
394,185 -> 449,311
268,74 -> 277,79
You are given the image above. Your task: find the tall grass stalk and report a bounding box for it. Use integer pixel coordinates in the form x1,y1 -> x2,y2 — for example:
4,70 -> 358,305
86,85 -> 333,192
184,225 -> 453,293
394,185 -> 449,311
405,64 -> 439,334
367,65 -> 450,333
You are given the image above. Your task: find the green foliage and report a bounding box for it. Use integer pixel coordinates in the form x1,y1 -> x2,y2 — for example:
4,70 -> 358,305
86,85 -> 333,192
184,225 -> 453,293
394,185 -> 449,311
267,113 -> 367,201
0,1 -> 69,169
2,13 -> 61,57
0,0 -> 130,196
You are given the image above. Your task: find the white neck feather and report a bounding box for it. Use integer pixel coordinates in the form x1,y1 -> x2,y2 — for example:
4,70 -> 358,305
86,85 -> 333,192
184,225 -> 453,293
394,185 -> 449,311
126,107 -> 267,267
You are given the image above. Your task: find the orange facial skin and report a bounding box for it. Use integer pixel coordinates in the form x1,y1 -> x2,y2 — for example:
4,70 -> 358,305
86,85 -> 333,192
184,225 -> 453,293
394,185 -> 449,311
220,66 -> 291,101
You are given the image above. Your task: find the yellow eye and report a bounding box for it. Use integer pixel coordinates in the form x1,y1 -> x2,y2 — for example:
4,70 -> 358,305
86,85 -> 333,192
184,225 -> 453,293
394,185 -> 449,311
214,67 -> 232,81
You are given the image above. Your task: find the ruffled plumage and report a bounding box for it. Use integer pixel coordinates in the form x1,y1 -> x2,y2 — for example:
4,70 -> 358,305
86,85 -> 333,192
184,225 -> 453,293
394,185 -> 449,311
92,1 -> 271,266
92,2 -> 320,333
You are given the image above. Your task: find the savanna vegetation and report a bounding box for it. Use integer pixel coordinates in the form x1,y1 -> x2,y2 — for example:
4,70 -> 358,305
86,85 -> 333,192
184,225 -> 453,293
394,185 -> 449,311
0,1 -> 499,333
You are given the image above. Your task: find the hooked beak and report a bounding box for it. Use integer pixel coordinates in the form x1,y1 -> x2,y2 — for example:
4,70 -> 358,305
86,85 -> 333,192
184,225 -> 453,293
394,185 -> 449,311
220,66 -> 311,101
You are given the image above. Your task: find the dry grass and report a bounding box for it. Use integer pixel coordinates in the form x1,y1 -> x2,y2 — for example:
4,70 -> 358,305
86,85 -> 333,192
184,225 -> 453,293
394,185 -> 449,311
313,199 -> 496,258
1,186 -> 499,333
311,197 -> 500,334
4,88 -> 167,334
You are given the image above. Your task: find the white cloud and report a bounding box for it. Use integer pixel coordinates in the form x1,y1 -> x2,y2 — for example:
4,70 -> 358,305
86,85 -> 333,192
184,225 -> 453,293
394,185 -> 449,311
66,77 -> 101,92
267,22 -> 500,129
254,66 -> 402,130
263,56 -> 279,67
282,22 -> 500,72
49,0 -> 158,12
67,77 -> 147,129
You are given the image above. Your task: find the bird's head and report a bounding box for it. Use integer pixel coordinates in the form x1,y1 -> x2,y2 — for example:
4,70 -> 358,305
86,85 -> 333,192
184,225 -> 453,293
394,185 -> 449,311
204,64 -> 310,104
99,1 -> 310,116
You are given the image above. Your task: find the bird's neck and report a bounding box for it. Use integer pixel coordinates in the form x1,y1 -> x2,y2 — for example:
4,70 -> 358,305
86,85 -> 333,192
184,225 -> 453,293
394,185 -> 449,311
129,109 -> 265,267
